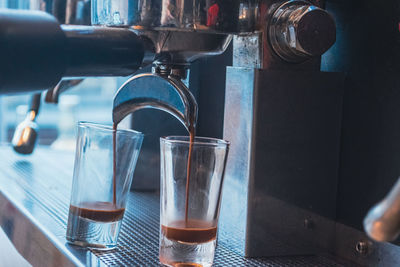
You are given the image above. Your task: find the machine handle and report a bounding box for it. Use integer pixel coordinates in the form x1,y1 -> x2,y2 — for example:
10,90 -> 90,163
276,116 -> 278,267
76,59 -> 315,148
29,93 -> 41,115
12,93 -> 41,155
0,9 -> 66,94
62,25 -> 145,77
0,9 -> 146,95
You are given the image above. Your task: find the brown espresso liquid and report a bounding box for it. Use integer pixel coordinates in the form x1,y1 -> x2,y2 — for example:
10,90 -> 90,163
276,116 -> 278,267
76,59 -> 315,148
113,123 -> 117,205
161,220 -> 217,243
70,201 -> 125,222
184,128 -> 195,223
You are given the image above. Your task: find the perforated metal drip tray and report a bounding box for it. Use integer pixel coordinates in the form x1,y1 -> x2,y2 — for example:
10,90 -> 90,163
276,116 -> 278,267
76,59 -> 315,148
0,147 -> 345,266
93,194 -> 344,267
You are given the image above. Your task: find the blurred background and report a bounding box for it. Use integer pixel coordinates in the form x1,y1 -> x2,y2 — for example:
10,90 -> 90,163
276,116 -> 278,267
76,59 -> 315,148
0,77 -> 124,149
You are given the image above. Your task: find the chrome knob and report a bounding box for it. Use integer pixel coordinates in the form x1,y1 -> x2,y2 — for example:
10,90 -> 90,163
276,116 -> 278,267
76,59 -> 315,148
269,0 -> 336,62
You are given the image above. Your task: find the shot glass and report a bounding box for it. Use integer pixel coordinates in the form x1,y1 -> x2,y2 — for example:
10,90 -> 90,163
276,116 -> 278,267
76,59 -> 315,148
66,122 -> 143,250
159,136 -> 229,267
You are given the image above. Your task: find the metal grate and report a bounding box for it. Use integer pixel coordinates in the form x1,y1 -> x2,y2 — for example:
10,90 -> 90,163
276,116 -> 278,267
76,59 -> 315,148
0,147 -> 346,266
92,193 -> 344,267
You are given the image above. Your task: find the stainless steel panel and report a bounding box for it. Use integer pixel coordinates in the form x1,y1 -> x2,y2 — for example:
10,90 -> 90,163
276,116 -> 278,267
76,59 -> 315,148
220,67 -> 255,255
233,34 -> 262,69
222,67 -> 345,257
334,222 -> 400,267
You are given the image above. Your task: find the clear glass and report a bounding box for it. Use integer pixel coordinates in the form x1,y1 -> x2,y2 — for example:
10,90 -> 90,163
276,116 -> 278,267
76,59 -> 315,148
159,136 -> 229,267
66,122 -> 143,250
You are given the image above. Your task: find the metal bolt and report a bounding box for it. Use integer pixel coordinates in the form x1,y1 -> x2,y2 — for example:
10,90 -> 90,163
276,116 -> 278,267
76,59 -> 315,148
355,241 -> 370,255
152,64 -> 171,76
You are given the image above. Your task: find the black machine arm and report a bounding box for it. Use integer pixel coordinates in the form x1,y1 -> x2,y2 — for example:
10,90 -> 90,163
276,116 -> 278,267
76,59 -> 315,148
0,9 -> 145,94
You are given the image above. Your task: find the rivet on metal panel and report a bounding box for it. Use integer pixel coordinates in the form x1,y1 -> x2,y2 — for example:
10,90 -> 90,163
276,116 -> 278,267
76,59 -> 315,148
355,241 -> 372,255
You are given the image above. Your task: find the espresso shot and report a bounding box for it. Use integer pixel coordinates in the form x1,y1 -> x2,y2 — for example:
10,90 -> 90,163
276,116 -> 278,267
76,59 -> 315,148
69,202 -> 125,222
161,220 -> 217,244
67,202 -> 125,249
66,122 -> 143,250
159,136 -> 229,267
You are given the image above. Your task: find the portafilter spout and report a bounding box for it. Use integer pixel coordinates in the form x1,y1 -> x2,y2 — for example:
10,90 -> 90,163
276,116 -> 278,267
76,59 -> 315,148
112,64 -> 198,132
364,177 -> 400,242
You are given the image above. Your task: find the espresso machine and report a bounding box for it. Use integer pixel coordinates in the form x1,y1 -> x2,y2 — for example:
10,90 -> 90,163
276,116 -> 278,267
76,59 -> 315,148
3,0 -> 400,266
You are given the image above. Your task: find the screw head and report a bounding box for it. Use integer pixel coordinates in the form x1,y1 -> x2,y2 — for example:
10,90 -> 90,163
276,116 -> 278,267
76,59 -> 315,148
356,241 -> 371,255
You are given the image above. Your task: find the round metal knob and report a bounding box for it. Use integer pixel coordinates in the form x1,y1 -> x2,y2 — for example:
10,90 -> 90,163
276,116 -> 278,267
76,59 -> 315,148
269,0 -> 336,62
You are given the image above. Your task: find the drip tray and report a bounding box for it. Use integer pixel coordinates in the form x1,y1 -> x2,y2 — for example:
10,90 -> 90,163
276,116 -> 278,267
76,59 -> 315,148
0,146 -> 345,266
